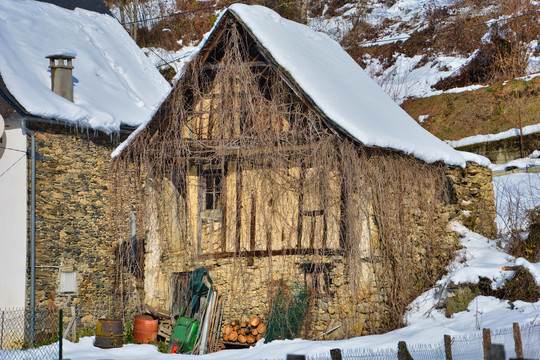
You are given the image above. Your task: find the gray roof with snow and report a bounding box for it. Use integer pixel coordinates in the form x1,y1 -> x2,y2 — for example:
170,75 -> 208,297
0,0 -> 170,133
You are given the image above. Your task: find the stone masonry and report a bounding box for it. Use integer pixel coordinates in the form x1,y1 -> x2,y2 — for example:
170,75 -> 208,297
27,122 -> 121,328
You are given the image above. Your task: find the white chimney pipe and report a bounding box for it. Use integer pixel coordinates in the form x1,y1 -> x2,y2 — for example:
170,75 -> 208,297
46,49 -> 77,102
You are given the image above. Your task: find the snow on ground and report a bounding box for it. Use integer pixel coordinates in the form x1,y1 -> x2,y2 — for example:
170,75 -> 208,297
363,53 -> 475,103
493,170 -> 540,239
144,43 -> 201,76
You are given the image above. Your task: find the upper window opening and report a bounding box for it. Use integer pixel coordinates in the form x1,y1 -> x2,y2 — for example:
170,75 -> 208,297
202,169 -> 222,210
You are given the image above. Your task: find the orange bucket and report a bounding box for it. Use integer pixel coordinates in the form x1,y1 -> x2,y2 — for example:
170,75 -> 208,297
133,315 -> 158,343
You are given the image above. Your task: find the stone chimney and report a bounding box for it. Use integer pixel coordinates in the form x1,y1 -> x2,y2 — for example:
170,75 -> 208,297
46,49 -> 76,102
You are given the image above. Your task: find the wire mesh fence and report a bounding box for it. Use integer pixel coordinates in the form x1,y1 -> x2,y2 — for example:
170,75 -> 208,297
306,323 -> 540,360
0,307 -> 60,360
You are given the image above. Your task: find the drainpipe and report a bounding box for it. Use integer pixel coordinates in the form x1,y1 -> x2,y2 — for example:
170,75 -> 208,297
21,119 -> 36,347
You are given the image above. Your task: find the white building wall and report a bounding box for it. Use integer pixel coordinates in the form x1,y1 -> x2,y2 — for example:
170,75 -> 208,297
0,118 -> 27,309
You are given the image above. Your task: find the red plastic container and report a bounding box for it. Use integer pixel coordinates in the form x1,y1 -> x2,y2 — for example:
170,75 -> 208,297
133,315 -> 158,343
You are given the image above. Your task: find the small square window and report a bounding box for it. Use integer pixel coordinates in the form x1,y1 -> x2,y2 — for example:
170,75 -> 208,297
201,169 -> 222,210
302,263 -> 331,298
59,271 -> 77,293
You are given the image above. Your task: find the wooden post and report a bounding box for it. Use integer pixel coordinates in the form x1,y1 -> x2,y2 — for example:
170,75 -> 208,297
487,344 -> 505,360
444,334 -> 453,360
513,323 -> 524,359
330,348 -> 342,360
518,109 -> 524,160
483,328 -> 492,360
398,341 -> 414,360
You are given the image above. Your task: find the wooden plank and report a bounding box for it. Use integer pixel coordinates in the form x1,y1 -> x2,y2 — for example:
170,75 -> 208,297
322,211 -> 328,248
209,219 -> 214,254
250,193 -> 256,252
296,166 -> 305,249
221,167 -> 227,252
235,167 -> 242,252
145,304 -> 171,319
198,248 -> 344,260
202,62 -> 268,71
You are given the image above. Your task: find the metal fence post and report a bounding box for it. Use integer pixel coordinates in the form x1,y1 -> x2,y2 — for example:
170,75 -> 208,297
398,341 -> 414,360
330,348 -> 342,360
59,308 -> 63,360
487,344 -> 505,360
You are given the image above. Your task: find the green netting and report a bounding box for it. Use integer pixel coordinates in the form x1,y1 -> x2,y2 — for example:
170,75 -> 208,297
264,282 -> 308,343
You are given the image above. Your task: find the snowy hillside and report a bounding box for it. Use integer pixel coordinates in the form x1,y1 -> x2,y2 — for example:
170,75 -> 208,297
109,0 -> 540,105
309,0 -> 540,102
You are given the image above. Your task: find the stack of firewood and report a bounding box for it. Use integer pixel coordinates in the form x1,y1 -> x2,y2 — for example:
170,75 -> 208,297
222,316 -> 266,344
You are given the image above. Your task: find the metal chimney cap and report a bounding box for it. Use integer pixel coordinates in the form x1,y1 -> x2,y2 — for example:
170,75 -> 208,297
45,49 -> 77,60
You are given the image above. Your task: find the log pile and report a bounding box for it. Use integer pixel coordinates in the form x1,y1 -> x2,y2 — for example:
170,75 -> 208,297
222,316 -> 265,345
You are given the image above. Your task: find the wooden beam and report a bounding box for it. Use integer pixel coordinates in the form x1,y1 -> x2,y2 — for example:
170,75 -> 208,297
250,193 -> 256,252
221,168 -> 227,252
296,166 -> 305,249
197,248 -> 344,260
202,61 -> 268,71
235,165 -> 242,253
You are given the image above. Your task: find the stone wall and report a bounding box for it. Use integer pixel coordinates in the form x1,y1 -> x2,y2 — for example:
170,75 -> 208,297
27,122 -> 121,328
144,250 -> 383,340
456,133 -> 540,164
447,162 -> 497,238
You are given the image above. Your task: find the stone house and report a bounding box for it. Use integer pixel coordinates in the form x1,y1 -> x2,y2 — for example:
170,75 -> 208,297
111,4 -> 496,339
0,0 -> 170,329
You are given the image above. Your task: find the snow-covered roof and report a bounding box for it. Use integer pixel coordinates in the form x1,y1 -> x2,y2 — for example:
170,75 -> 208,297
226,4 -> 466,167
447,123 -> 540,148
0,0 -> 170,134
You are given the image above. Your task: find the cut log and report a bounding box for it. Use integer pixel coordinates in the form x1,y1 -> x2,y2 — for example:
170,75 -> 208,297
229,331 -> 238,341
238,334 -> 247,343
223,334 -> 229,341
256,334 -> 262,341
224,325 -> 232,335
250,316 -> 260,327
251,328 -> 258,336
240,322 -> 248,328
247,334 -> 255,344
233,325 -> 239,332
257,323 -> 266,334
239,328 -> 246,335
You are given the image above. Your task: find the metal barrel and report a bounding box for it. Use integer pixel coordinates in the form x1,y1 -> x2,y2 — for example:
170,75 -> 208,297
94,318 -> 123,348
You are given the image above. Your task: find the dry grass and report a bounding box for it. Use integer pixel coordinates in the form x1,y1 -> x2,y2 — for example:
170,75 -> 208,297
402,76 -> 540,141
